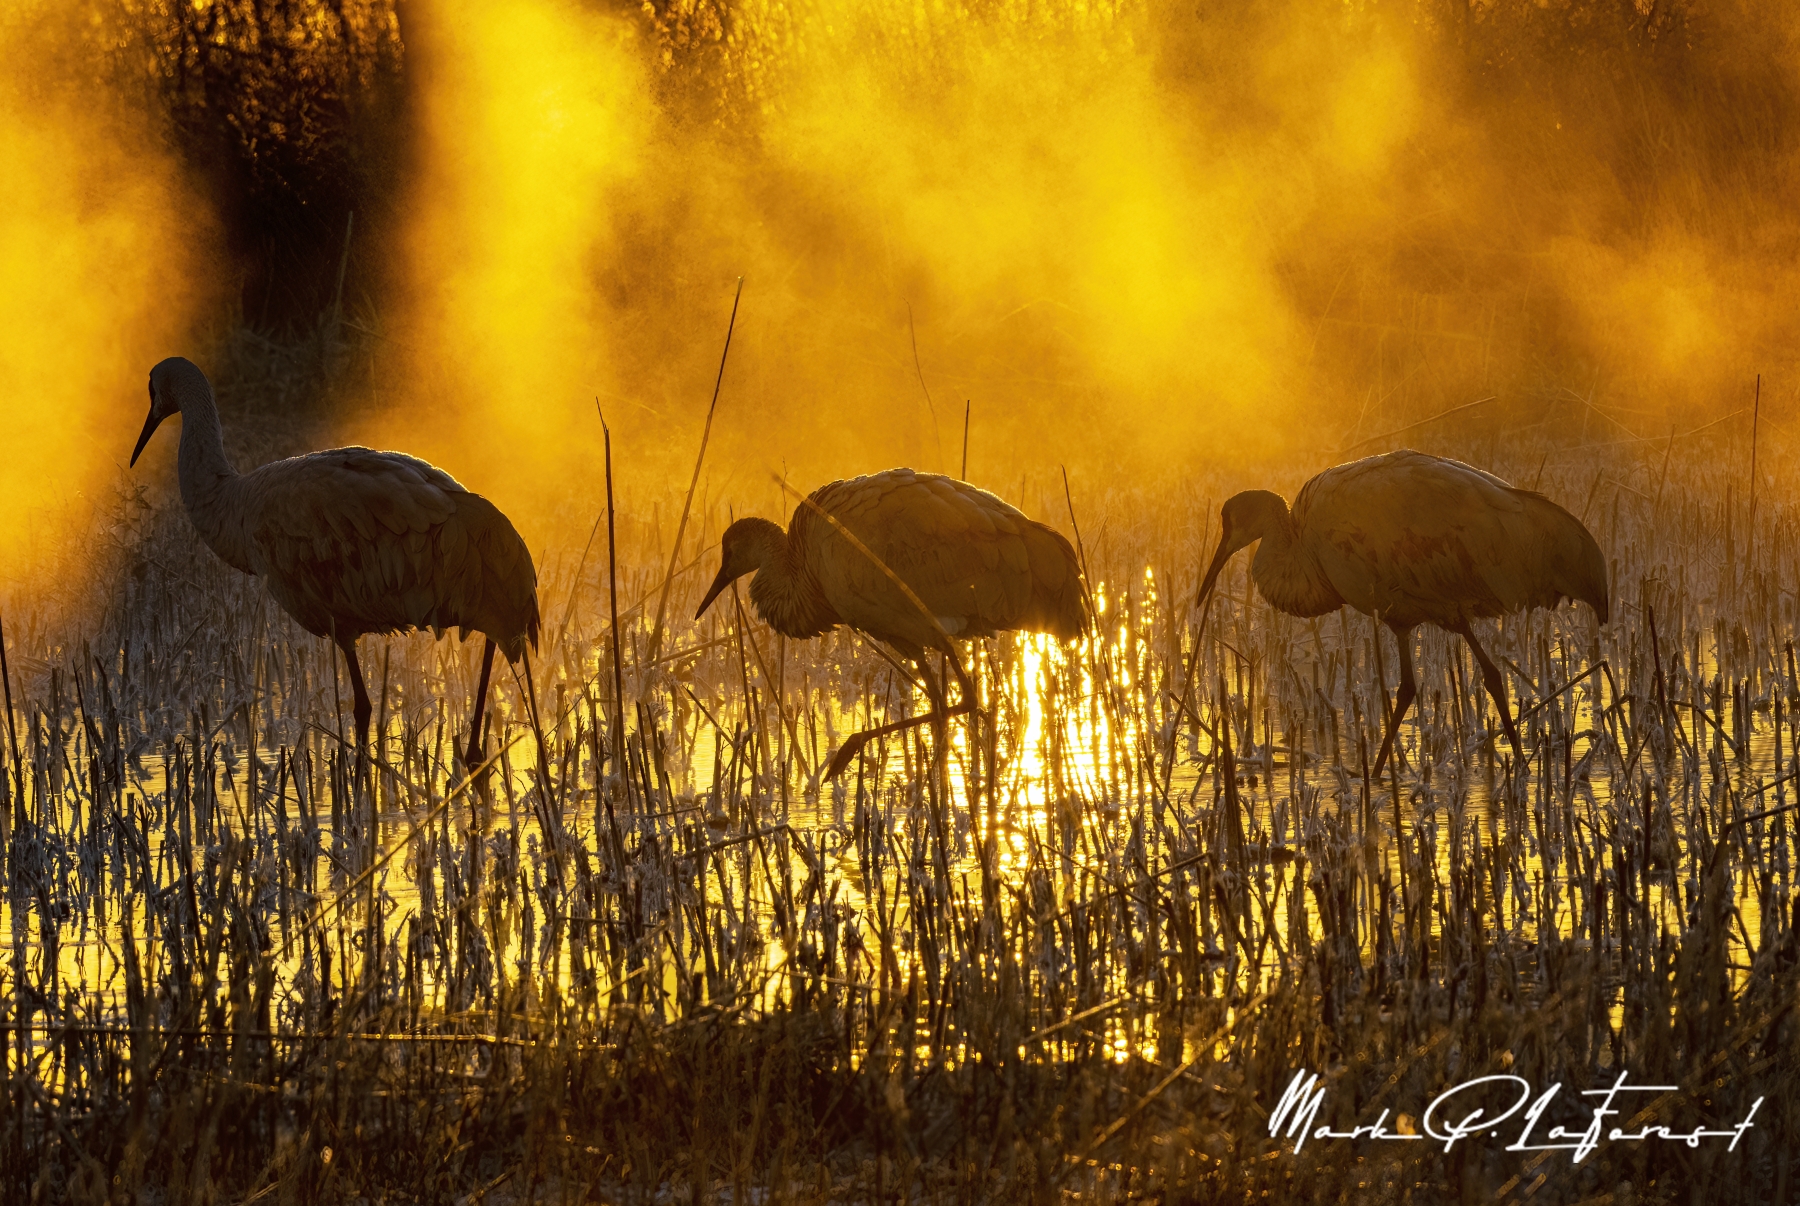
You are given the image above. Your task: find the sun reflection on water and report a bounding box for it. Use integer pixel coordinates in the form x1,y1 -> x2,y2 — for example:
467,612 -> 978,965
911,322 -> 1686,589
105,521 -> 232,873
0,562 -> 1789,1074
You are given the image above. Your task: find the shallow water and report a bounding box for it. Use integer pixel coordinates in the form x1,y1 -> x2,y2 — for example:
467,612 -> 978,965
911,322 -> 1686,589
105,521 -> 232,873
5,560 -> 1790,1082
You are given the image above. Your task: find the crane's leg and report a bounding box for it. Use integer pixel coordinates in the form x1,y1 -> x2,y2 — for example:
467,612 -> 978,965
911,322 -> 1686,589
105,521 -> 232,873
1454,621 -> 1523,764
337,637 -> 372,757
463,636 -> 498,774
918,655 -> 952,781
943,646 -> 977,711
824,649 -> 975,780
1371,624 -> 1418,780
943,644 -> 988,797
515,647 -> 564,842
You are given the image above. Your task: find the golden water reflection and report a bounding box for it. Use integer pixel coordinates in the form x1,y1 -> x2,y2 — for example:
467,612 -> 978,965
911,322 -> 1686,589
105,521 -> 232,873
2,568 -> 1788,1068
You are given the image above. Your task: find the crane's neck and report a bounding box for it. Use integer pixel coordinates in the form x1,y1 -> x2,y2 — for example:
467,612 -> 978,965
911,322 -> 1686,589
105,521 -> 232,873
1248,501 -> 1342,619
175,389 -> 256,574
742,519 -> 838,638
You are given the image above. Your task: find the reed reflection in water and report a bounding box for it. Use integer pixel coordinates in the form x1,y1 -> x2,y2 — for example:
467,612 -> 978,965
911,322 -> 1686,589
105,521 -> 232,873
2,462 -> 1795,1199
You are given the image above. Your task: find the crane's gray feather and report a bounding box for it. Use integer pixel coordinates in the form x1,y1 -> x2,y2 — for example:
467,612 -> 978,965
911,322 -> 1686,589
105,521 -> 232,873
755,468 -> 1085,652
1288,449 -> 1608,628
238,447 -> 539,658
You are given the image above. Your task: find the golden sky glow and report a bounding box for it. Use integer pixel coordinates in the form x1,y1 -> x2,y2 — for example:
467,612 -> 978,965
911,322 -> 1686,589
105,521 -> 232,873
0,5 -> 195,574
346,0 -> 1800,541
4,1 -> 1798,556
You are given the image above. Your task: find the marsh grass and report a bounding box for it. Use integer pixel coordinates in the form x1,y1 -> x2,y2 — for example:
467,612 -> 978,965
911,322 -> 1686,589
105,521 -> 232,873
11,2 -> 1800,1197
3,375 -> 1800,1204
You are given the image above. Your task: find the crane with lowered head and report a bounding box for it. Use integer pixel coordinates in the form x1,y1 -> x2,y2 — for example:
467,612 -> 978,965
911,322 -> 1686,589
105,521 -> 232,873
696,467 -> 1087,778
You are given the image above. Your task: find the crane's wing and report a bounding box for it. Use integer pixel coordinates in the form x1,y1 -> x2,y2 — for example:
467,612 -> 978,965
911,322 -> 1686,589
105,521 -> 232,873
1295,449 -> 1604,628
241,448 -> 540,657
795,469 -> 1085,651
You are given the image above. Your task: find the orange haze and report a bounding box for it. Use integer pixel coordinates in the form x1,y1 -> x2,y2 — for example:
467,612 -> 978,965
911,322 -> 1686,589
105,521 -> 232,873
365,0 -> 1800,540
8,0 -> 1800,563
0,5 -> 196,580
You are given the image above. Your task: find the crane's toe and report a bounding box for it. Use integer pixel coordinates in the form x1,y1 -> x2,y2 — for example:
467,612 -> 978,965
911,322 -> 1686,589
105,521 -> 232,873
824,734 -> 872,780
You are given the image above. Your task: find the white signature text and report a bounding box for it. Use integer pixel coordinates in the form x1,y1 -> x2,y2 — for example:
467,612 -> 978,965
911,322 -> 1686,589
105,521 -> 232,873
1269,1068 -> 1762,1161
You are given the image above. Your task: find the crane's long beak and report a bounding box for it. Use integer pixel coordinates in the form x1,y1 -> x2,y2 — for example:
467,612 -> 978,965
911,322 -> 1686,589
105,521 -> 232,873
1196,535 -> 1235,611
129,408 -> 164,468
694,567 -> 736,619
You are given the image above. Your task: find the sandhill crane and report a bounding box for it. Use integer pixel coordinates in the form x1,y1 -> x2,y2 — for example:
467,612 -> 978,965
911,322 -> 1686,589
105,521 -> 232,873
130,357 -> 539,770
1196,449 -> 1608,776
695,468 -> 1086,777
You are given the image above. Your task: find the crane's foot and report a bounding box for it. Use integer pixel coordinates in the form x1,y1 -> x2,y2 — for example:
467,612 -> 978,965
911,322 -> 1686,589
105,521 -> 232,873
1370,739 -> 1397,783
823,702 -> 979,780
824,732 -> 876,781
456,711 -> 499,825
461,636 -> 498,780
1369,707 -> 1413,780
1499,721 -> 1525,771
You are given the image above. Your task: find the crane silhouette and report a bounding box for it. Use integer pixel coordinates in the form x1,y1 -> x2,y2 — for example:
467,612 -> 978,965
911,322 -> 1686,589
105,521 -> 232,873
131,357 -> 539,771
1195,449 -> 1608,776
696,468 -> 1086,777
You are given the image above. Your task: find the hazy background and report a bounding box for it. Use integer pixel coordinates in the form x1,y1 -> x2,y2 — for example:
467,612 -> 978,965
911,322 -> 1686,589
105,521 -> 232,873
4,0 -> 1797,570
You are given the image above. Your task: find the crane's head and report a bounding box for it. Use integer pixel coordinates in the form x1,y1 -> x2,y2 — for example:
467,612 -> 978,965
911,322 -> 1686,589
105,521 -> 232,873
1196,490 -> 1289,609
696,517 -> 786,619
131,357 -> 209,467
